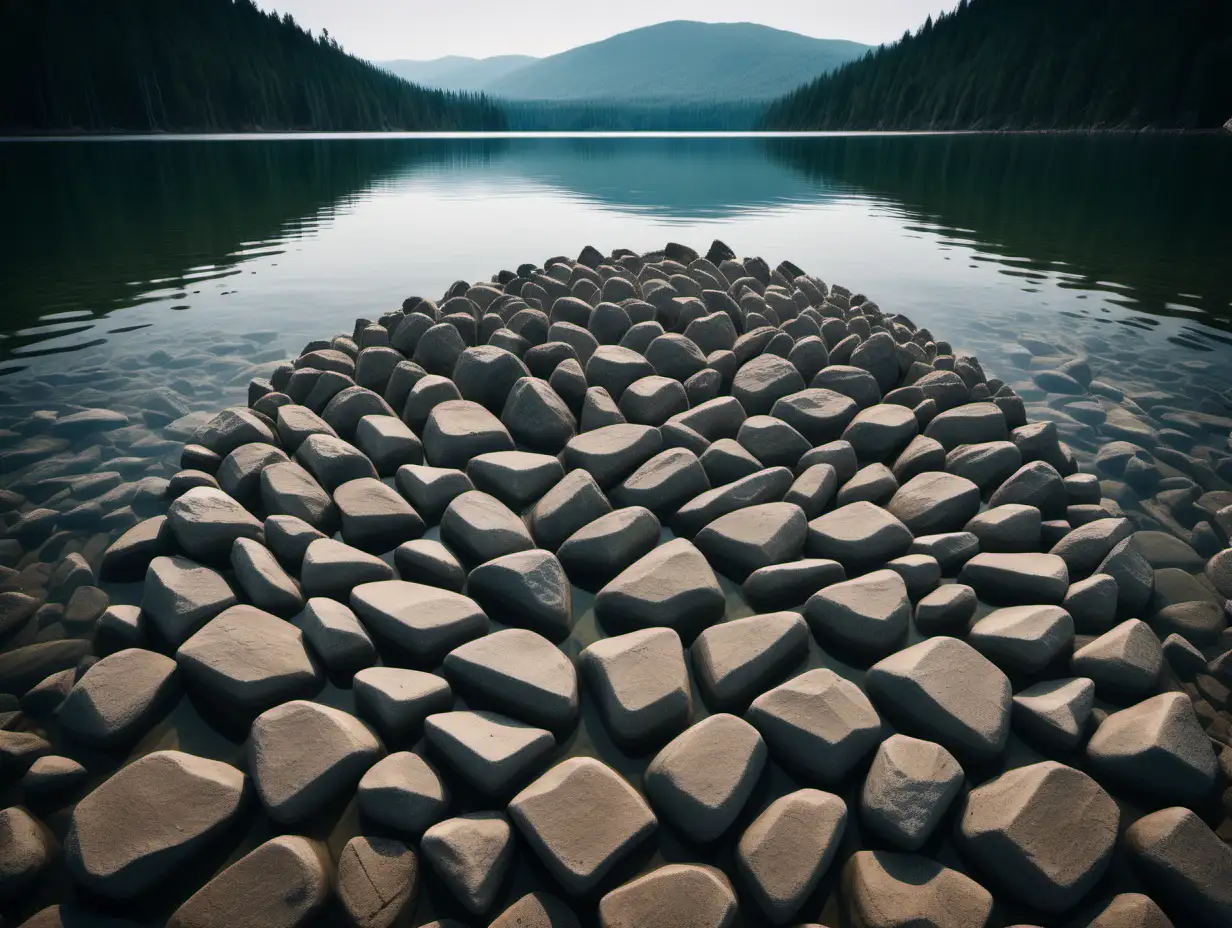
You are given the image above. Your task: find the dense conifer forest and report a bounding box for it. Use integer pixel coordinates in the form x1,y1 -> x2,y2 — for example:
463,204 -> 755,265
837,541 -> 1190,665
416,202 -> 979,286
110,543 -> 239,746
504,101 -> 763,132
761,0 -> 1232,131
0,0 -> 507,132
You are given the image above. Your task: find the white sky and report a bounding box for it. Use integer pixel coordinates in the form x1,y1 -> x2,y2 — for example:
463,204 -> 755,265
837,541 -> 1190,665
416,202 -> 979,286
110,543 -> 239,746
254,0 -> 957,61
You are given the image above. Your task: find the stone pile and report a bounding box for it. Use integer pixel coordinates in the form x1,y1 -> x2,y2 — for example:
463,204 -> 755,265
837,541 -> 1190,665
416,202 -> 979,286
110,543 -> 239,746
1,240 -> 1231,926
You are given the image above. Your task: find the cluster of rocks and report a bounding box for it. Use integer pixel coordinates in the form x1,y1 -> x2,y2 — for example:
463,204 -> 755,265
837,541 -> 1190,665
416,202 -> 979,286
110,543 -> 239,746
1,240 -> 1232,927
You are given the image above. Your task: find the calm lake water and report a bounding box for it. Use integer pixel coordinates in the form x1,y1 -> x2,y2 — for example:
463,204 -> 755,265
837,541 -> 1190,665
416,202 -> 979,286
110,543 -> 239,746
3,133 -> 1232,927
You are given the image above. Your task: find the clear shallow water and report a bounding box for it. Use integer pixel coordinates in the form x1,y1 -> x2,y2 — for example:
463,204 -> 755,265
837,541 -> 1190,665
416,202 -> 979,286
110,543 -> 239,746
3,133 -> 1232,926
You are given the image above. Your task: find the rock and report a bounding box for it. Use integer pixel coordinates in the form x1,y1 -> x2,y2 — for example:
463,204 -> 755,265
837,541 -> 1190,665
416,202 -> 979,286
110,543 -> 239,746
167,835 -> 330,928
465,549 -> 571,641
424,710 -> 554,796
0,640 -> 89,701
732,354 -> 806,415
440,490 -> 533,565
1095,536 -> 1156,617
467,451 -> 564,512
859,734 -> 963,851
451,346 -> 531,413
989,461 -> 1068,517
141,555 -> 236,648
1207,547 -> 1232,598
964,504 -> 1041,553
842,403 -> 918,462
805,569 -> 912,657
1085,893 -> 1173,928
736,415 -> 810,469
528,468 -> 612,552
598,864 -> 737,928
216,442 -> 289,509
336,835 -> 418,928
490,892 -> 581,928
358,751 -> 448,833
295,433 -> 379,492
742,558 -> 846,612
668,396 -> 747,441
1134,530 -> 1205,572
958,761 -> 1118,912
611,448 -> 709,517
99,515 -> 170,582
580,627 -> 691,746
580,385 -> 626,431
586,346 -> 656,401
354,414 -> 423,476
914,583 -> 977,636
893,435 -> 947,484
694,502 -> 807,581
58,648 -> 179,748
422,813 -> 513,916
910,531 -> 980,575
0,805 -> 53,903
510,757 -> 657,893
351,580 -> 487,666
691,611 -> 808,713
1071,619 -> 1162,697
562,423 -> 663,489
276,404 -> 337,454
394,463 -> 473,524
1050,518 -> 1134,578
959,552 -> 1070,605
1086,692 -> 1218,805
1124,806 -> 1232,927
784,462 -> 838,518
768,391 -> 859,449
413,323 -> 466,375
672,466 -> 794,539
836,462 -> 899,506
20,754 -> 87,798
618,376 -> 689,426
645,333 -> 708,381
841,851 -> 994,928
248,700 -> 384,824
887,472 -> 981,535
805,501 -> 913,572
968,605 -> 1074,673
866,636 -> 1012,761
260,461 -> 337,533
923,402 -> 1007,451
1162,632 -> 1207,681
353,666 -> 452,745
300,538 -> 395,599
193,407 -> 277,457
644,714 -> 766,842
594,537 -> 725,640
443,628 -> 578,731
1012,677 -> 1094,750
402,374 -> 463,433
886,553 -> 941,601
944,441 -> 1021,492
501,377 -> 577,453
811,365 -> 882,409
423,400 -> 515,469
231,537 -> 303,616
65,751 -> 246,899
299,597 -> 376,677
166,486 -> 263,563
178,605 -> 322,719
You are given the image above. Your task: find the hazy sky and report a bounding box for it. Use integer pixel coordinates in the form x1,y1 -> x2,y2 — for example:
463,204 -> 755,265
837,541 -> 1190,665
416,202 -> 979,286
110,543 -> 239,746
254,0 -> 957,61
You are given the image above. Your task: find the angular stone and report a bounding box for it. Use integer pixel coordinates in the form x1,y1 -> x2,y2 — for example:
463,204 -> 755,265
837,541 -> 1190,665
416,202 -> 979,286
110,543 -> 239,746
353,667 -> 452,745
260,461 -> 337,533
959,761 -> 1118,912
510,757 -> 657,892
440,491 -> 533,565
351,580 -> 487,666
886,553 -> 941,601
337,836 -> 418,928
452,345 -> 531,413
100,515 -> 170,582
443,628 -> 577,731
611,448 -> 709,517
322,386 -> 398,442
231,537 -> 304,617
20,755 -> 87,798
944,441 -> 1021,492
959,552 -> 1070,605
465,549 -> 571,641
645,714 -> 766,842
358,751 -> 448,834
836,462 -> 898,507
167,835 -> 330,928
294,433 -> 378,493
646,333 -> 709,381
58,648 -> 179,748
887,472 -> 981,536
580,628 -> 692,747
556,506 -> 661,591
394,463 -> 472,525
964,504 -> 1041,553
594,538 -> 725,640
424,710 -> 554,796
299,597 -> 376,678
193,407 -> 277,457
1012,677 -> 1095,750
811,365 -> 882,409
1086,692 -> 1218,805
580,385 -> 626,431
1050,518 -> 1134,579
784,462 -> 838,518
1072,619 -> 1163,697
0,805 -> 53,904
585,346 -> 656,401
1097,535 -> 1156,617
910,531 -> 980,575
742,559 -> 846,612
1125,807 -> 1232,927
166,486 -> 263,563
805,569 -> 911,657
668,396 -> 747,441
423,400 -> 515,469
65,751 -> 245,899
893,435 -> 947,484
142,555 -> 236,648
805,501 -> 913,572
248,700 -> 383,824
989,461 -> 1068,517
527,468 -> 612,552
732,355 -> 805,416
1086,893 -> 1173,928
354,414 -> 423,477
841,851 -> 993,928
490,892 -> 581,928
598,864 -> 737,928
618,376 -> 689,426
866,636 -> 1012,761
968,605 -> 1074,673
501,377 -> 577,454
276,404 -> 337,454
701,439 -> 762,485
299,537 -> 393,600
914,583 -> 977,636
562,423 -> 663,489
694,502 -> 807,581
737,415 -> 811,469
467,451 -> 564,513
859,734 -> 963,851
923,402 -> 1007,451
691,612 -> 808,713
422,813 -> 514,916
842,403 -> 918,462
216,442 -> 290,509
671,466 -> 794,539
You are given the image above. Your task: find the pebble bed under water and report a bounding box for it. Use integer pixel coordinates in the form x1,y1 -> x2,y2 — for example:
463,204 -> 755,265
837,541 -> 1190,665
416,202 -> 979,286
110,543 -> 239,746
1,240 -> 1231,928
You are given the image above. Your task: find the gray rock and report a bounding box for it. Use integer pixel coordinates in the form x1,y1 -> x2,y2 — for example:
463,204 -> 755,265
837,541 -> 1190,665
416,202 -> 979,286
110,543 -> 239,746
276,404 -> 337,454
810,365 -> 882,409
770,388 -> 859,445
260,461 -> 337,533
694,501 -> 807,581
645,333 -> 709,381
299,597 -> 376,677
510,757 -> 657,892
668,396 -> 747,441
923,402 -> 1007,452
611,448 -> 709,517
295,433 -> 378,492
177,605 -> 322,718
598,864 -> 737,928
20,754 -> 87,798
805,501 -> 913,572
1071,619 -> 1162,697
300,538 -> 394,599
402,374 -> 463,433
914,583 -> 977,636
394,463 -> 473,524
958,761 -> 1118,912
885,553 -> 941,601
216,442 -> 290,509
1050,517 -> 1134,578
501,377 -> 577,453
1011,677 -> 1095,750
580,385 -> 626,431
425,709 -> 554,795
1097,535 -> 1157,617
467,451 -> 564,511
451,346 -> 531,413
322,386 -> 398,442
231,537 -> 304,616
1085,893 -> 1173,928
465,549 -> 571,641
167,835 -> 330,928
619,376 -> 689,426
248,700 -> 383,824
423,400 -> 515,469
585,346 -> 656,400
691,611 -> 808,713
99,515 -> 170,582
166,486 -> 263,563
354,414 -> 423,476
580,627 -> 692,746
737,415 -> 811,469
784,462 -> 838,518
891,435 -> 946,484
337,836 -> 419,928
58,648 -> 179,748
859,734 -> 963,851
989,461 -> 1067,517
65,751 -> 246,898
866,636 -> 1012,761
526,469 -> 611,554
959,552 -> 1070,605
353,666 -> 452,745
887,472 -> 981,535
351,580 -> 487,666
968,605 -> 1074,673
490,892 -> 581,928
805,569 -> 911,657
594,537 -> 725,640
192,407 -> 277,457
964,504 -> 1041,553
836,462 -> 899,506
742,558 -> 846,612
440,491 -> 533,565
842,403 -> 918,462
422,813 -> 514,915
1086,692 -> 1217,805
645,714 -> 765,842
358,750 -> 448,833
910,531 -> 980,575
700,438 -> 763,485
1124,807 -> 1232,928
944,441 -> 1021,492
732,355 -> 806,416
0,805 -> 53,903
142,555 -> 236,648
413,322 -> 466,375
841,850 -> 993,928
0,640 -> 89,701
563,423 -> 663,489
443,628 -> 577,730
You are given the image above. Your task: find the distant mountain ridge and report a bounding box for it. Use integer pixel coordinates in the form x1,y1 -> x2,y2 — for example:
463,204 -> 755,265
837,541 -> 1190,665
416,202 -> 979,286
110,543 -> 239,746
377,21 -> 869,104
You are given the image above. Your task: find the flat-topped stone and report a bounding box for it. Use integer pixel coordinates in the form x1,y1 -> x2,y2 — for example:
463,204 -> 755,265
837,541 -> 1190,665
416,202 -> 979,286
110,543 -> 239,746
334,476 -> 425,553
351,580 -> 487,666
694,501 -> 807,581
358,750 -> 449,834
562,423 -> 663,489
141,555 -> 236,648
968,605 -> 1074,673
443,628 -> 578,731
59,648 -> 179,748
580,627 -> 692,747
166,486 -> 263,563
860,734 -> 963,851
1124,807 -> 1232,927
598,864 -> 738,928
691,611 -> 809,713
887,472 -> 981,536
841,851 -> 993,928
353,666 -> 453,745
671,466 -> 795,539
805,501 -> 913,573
467,451 -> 564,511
440,490 -> 533,565
301,537 -> 394,599
465,549 -> 571,641
594,538 -> 725,640
424,710 -> 554,796
805,569 -> 912,657
1071,618 -> 1163,697
423,400 -> 515,469
959,552 -> 1070,605
422,812 -> 514,916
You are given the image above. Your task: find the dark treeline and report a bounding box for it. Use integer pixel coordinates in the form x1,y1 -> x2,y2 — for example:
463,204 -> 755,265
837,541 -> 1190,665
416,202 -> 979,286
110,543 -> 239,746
504,100 -> 763,132
762,0 -> 1232,131
0,0 -> 507,132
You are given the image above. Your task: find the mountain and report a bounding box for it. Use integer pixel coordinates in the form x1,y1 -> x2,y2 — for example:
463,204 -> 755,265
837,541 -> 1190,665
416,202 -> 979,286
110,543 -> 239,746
380,55 -> 538,93
381,21 -> 869,104
0,0 -> 506,133
762,0 -> 1232,131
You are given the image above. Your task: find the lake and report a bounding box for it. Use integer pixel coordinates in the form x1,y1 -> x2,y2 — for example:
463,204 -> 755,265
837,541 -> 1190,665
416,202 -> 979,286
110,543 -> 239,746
3,132 -> 1232,926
